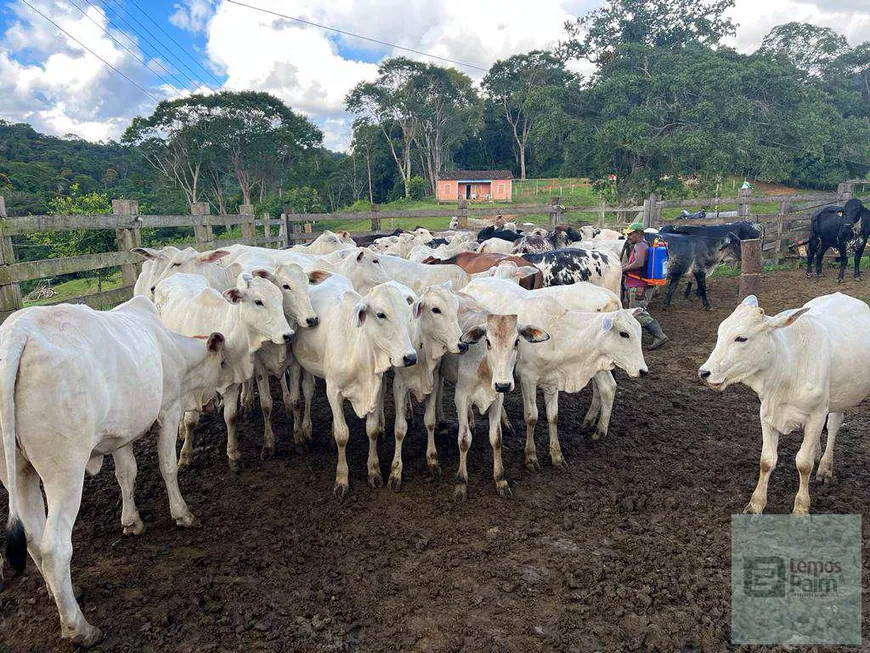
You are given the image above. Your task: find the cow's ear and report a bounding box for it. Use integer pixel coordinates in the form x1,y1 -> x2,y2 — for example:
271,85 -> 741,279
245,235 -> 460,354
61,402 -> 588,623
223,288 -> 244,304
239,272 -> 254,288
132,247 -> 163,260
741,295 -> 759,308
309,270 -> 331,284
767,307 -> 810,330
206,332 -> 225,352
200,249 -> 231,263
354,302 -> 367,327
602,315 -> 615,333
630,307 -> 644,318
412,299 -> 423,319
252,269 -> 275,282
520,325 -> 550,343
356,250 -> 365,263
441,280 -> 453,291
460,324 -> 486,344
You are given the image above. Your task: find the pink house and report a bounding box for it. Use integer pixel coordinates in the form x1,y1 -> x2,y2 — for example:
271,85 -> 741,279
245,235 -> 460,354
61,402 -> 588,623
436,170 -> 513,203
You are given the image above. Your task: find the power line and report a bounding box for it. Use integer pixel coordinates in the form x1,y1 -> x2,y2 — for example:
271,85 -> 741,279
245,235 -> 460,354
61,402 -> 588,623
19,0 -> 160,102
224,0 -> 489,73
125,0 -> 225,89
101,0 -> 218,93
66,0 -> 189,96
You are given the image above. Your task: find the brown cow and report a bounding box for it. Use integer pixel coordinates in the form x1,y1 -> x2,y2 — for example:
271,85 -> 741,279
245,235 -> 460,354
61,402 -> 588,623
423,252 -> 543,289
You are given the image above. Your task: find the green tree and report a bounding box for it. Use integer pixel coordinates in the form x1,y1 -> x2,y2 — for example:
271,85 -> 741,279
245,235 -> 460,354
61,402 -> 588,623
482,51 -> 573,179
760,23 -> 850,79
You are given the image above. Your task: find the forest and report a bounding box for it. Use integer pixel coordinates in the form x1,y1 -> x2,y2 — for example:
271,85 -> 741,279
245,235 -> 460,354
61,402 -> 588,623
1,0 -> 869,222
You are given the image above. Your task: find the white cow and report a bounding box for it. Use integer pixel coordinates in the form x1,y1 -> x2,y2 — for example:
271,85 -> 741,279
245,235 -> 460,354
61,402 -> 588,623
378,254 -> 469,294
469,260 -> 540,284
132,246 -> 181,297
292,229 -> 355,254
579,226 -> 623,241
291,277 -> 419,496
478,238 -> 515,255
699,293 -> 870,514
439,297 -> 549,500
155,272 -> 294,471
149,247 -> 235,295
464,279 -> 648,469
0,298 -> 226,647
283,248 -> 390,295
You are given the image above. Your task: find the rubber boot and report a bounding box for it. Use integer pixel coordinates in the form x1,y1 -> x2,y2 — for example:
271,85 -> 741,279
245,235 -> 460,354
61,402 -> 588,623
643,319 -> 669,350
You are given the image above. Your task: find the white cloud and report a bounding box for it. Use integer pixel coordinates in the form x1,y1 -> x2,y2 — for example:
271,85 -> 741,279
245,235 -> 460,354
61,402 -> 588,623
169,0 -> 215,33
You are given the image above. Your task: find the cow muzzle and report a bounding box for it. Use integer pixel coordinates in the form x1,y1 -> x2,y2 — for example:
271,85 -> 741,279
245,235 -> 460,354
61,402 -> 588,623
282,332 -> 296,344
402,352 -> 418,367
494,382 -> 512,393
306,316 -> 319,328
457,341 -> 469,354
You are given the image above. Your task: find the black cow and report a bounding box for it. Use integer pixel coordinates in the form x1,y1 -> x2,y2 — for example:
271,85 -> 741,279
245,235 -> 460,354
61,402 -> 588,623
646,232 -> 741,310
476,225 -> 523,243
806,199 -> 870,282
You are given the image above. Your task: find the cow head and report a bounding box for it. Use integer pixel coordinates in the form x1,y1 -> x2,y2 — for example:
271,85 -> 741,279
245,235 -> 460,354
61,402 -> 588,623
844,199 -> 868,238
717,232 -> 742,262
412,281 -> 465,357
253,264 -> 327,329
460,314 -> 549,393
332,248 -> 390,294
132,246 -> 181,298
483,261 -> 540,284
699,295 -> 810,390
600,309 -> 648,377
354,282 -> 419,373
184,332 -> 228,411
223,273 -> 295,348
150,247 -> 232,296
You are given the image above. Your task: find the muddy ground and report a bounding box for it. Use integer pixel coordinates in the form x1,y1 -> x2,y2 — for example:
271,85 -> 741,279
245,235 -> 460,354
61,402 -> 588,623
2,267 -> 870,652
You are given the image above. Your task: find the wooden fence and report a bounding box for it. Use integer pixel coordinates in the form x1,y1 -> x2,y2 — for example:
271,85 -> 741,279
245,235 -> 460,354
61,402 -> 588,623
0,179 -> 865,321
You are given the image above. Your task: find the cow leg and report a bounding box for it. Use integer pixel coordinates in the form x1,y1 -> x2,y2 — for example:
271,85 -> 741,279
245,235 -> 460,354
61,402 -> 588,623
424,370 -> 441,477
815,244 -> 829,277
376,379 -> 386,436
223,383 -> 242,472
454,392 -> 472,502
837,243 -> 849,283
520,375 -> 539,471
389,378 -> 408,491
794,413 -> 826,515
157,409 -> 199,528
255,366 -> 275,461
326,385 -> 351,498
239,377 -> 254,415
178,409 -> 201,468
744,420 -> 780,514
279,372 -> 293,426
301,371 -> 315,444
695,271 -> 711,310
683,281 -> 693,299
488,396 -> 510,497
365,410 -> 382,488
288,360 -> 304,446
817,411 -> 844,484
805,237 -> 818,277
589,371 -> 616,440
435,373 -> 446,429
40,465 -> 102,647
543,388 -> 565,468
112,445 -> 144,536
854,238 -> 866,279
582,380 -> 601,432
663,278 -> 679,308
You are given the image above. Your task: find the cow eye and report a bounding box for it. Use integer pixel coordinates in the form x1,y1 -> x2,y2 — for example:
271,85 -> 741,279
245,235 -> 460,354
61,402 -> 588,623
514,338 -> 520,347
282,284 -> 291,290
485,338 -> 491,348
221,360 -> 228,368
376,312 -> 386,320
432,307 -> 441,314
254,299 -> 264,306
619,331 -> 630,339
172,262 -> 182,267
373,259 -> 380,264
734,336 -> 748,343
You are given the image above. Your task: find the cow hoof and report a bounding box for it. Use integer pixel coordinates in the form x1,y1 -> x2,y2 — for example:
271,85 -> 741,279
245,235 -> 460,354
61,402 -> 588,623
260,447 -> 274,461
387,473 -> 402,492
228,458 -> 242,473
525,457 -> 540,472
742,502 -> 764,515
495,480 -> 512,498
837,278 -> 844,284
792,505 -> 810,516
123,518 -> 146,536
69,625 -> 103,648
177,454 -> 192,469
332,483 -> 349,499
426,461 -> 442,478
368,473 -> 383,489
453,483 -> 468,503
176,513 -> 201,529
551,456 -> 568,470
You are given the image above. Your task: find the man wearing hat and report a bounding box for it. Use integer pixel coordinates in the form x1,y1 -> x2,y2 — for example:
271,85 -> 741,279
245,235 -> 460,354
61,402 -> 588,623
621,222 -> 669,349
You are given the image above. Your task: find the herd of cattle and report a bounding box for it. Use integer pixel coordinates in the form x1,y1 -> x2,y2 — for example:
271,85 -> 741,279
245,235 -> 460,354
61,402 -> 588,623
0,206 -> 867,647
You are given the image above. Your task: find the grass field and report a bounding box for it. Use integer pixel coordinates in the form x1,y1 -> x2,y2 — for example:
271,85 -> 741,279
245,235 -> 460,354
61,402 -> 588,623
23,271 -> 124,307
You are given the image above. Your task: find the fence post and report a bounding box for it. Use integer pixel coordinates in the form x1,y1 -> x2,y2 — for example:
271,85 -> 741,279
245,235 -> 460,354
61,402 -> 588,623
549,196 -> 562,229
837,181 -> 855,202
644,194 -> 659,228
738,186 -> 753,219
371,204 -> 381,232
642,197 -> 651,228
457,199 -> 468,229
191,202 -> 212,249
0,195 -> 22,319
775,200 -> 790,265
239,204 -> 254,244
597,201 -> 606,228
738,238 -> 763,302
282,209 -> 294,248
261,212 -> 271,246
113,199 -> 141,288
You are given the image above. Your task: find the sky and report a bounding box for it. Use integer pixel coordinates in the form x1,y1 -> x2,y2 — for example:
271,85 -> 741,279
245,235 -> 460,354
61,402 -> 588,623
1,0 -> 869,151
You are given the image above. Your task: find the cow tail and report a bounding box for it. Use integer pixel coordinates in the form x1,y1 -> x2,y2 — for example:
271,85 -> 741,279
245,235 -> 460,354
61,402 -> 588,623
0,330 -> 28,572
